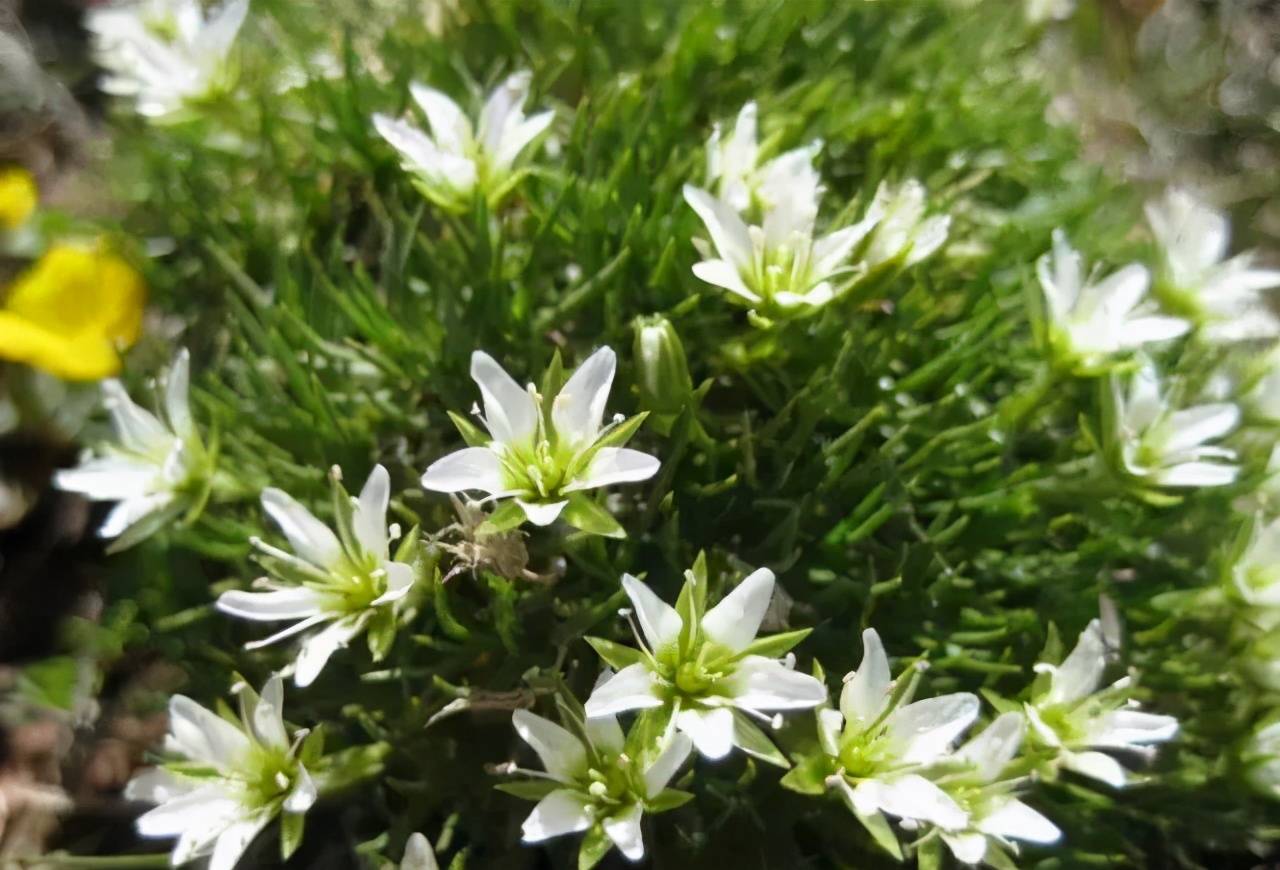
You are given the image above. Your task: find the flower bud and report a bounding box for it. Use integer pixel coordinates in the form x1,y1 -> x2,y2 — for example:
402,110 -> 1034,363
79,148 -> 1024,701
633,315 -> 693,434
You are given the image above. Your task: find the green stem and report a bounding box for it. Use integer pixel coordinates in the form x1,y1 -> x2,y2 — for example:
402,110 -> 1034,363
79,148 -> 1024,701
23,854 -> 171,868
996,363 -> 1060,434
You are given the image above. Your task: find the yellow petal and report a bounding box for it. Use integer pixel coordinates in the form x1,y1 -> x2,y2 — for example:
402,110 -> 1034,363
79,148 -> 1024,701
0,312 -> 121,380
5,244 -> 146,347
0,167 -> 37,230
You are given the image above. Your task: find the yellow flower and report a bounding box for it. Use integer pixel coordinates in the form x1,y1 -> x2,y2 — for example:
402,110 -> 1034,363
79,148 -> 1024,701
0,167 -> 38,230
0,245 -> 146,380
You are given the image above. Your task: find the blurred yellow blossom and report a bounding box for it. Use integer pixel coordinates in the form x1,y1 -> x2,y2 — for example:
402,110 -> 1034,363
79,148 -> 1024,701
0,244 -> 146,380
0,167 -> 37,230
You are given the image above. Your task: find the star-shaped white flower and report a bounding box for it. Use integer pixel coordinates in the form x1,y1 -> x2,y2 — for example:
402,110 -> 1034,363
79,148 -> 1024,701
55,349 -> 213,551
373,71 -> 553,213
818,628 -> 978,854
87,0 -> 249,118
860,179 -> 950,269
1105,361 -> 1240,490
216,465 -> 417,687
421,347 -> 659,533
1025,620 -> 1178,788
705,101 -> 823,217
509,697 -> 693,868
1146,187 -> 1280,342
1037,229 -> 1189,372
936,713 -> 1062,866
125,675 -> 317,870
583,565 -> 826,762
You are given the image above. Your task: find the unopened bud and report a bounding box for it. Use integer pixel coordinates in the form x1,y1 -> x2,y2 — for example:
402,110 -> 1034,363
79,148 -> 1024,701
634,315 -> 694,431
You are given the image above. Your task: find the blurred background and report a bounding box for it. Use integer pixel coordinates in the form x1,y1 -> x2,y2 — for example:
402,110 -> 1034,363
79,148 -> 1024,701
1,0 -> 1279,862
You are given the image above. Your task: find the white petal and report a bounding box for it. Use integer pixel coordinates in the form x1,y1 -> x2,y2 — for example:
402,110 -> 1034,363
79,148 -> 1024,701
977,798 -> 1061,844
700,568 -> 775,653
1048,619 -> 1105,705
261,488 -> 344,570
135,786 -> 238,839
584,671 -> 626,755
495,110 -> 554,170
1088,710 -> 1178,748
478,71 -> 533,159
956,712 -> 1025,783
564,447 -> 659,493
1162,404 -> 1239,452
884,692 -> 979,764
421,447 -> 508,495
284,764 -> 317,813
471,351 -> 539,445
873,774 -> 967,829
102,380 -> 168,452
521,789 -> 593,843
216,587 -> 325,621
54,458 -> 158,500
723,655 -> 827,711
1154,460 -> 1239,487
164,349 -> 196,440
517,499 -> 568,525
250,674 -> 289,750
691,258 -> 760,302
603,802 -> 645,862
1092,263 -> 1150,318
372,560 -> 416,606
552,346 -> 616,447
816,708 -> 844,757
125,767 -> 195,805
193,0 -> 248,60
840,628 -> 892,727
374,113 -> 442,171
209,815 -> 270,870
621,574 -> 682,652
642,733 -> 694,797
166,695 -> 250,767
293,618 -> 362,687
351,464 -> 391,559
1063,750 -> 1129,787
99,492 -> 178,539
941,831 -> 989,865
584,662 -> 662,718
408,82 -> 473,155
1119,316 -> 1190,347
242,613 -> 334,651
675,706 -> 737,760
812,221 -> 875,277
401,833 -> 440,870
684,184 -> 754,269
1037,230 -> 1082,322
904,215 -> 950,265
1123,363 -> 1163,433
512,710 -> 588,784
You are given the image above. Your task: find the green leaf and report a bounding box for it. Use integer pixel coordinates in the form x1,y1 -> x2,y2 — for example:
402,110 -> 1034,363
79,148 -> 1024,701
577,826 -> 613,870
916,833 -> 942,870
478,500 -> 527,535
731,710 -> 789,769
853,805 -> 903,861
561,493 -> 625,538
738,628 -> 812,660
585,636 -> 645,670
494,780 -> 561,801
779,752 -> 832,795
447,411 -> 491,448
432,572 -> 471,641
280,810 -> 305,861
646,789 -> 694,813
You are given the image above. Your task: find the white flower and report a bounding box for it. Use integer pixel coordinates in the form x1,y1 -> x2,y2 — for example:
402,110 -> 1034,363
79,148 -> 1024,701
87,0 -> 249,118
1025,620 -> 1178,788
683,183 -> 882,313
1241,719 -> 1280,800
1146,187 -> 1280,342
1228,515 -> 1280,615
1026,0 -> 1076,23
421,347 -> 658,532
373,71 -> 553,213
125,675 -> 317,870
1249,358 -> 1280,423
216,465 -> 418,687
1107,361 -> 1240,489
400,832 -> 440,870
937,713 -> 1062,866
819,628 -> 978,853
55,349 -> 213,551
1036,230 -> 1189,371
510,699 -> 693,866
584,564 -> 827,762
706,101 -> 823,216
860,179 -> 950,269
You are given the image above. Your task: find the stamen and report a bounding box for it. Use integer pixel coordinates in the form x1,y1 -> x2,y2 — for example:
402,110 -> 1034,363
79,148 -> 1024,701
275,772 -> 291,790
329,465 -> 343,482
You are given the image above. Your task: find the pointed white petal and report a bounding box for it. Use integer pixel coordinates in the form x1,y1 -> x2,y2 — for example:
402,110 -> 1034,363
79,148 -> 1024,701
1092,263 -> 1150,318
552,346 -> 616,447
421,447 -> 507,495
1088,710 -> 1178,748
884,692 -> 979,764
1162,404 -> 1239,452
904,215 -> 950,265
977,798 -> 1061,844
723,656 -> 826,711
216,587 -> 325,622
941,831 -> 989,865
54,458 -> 158,500
816,708 -> 844,757
603,802 -> 645,861
840,628 -> 892,727
683,185 -> 754,269
135,786 -> 239,839
166,695 -> 250,767
956,712 -> 1025,783
521,789 -> 593,843
1048,619 -> 1105,705
675,706 -> 737,760
242,613 -> 334,652
1037,230 -> 1082,322
811,223 -> 872,277
102,380 -> 168,452
261,488 -> 343,570
401,833 -> 440,870
408,82 -> 473,155
512,710 -> 588,784
372,561 -> 416,606
293,618 -> 362,687
471,351 -> 539,445
208,815 -> 270,870
621,574 -> 682,652
193,0 -> 248,60
374,113 -> 443,170
564,447 -> 659,493
252,674 -> 289,751
496,110 -> 554,170
478,71 -> 533,159
284,764 -> 317,813
584,662 -> 662,718
691,258 -> 760,302
351,464 -> 392,559
517,499 -> 568,525
1119,316 -> 1190,347
873,774 -> 967,828
584,671 -> 626,755
643,733 -> 693,797
700,568 -> 775,653
125,767 -> 196,805
99,492 -> 177,540
1123,363 -> 1163,433
1063,750 -> 1129,787
164,349 -> 196,439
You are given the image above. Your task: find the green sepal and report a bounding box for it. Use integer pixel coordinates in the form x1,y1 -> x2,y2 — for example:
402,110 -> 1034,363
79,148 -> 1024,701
915,833 -> 942,870
737,628 -> 812,660
979,688 -> 1020,716
675,553 -> 709,656
494,779 -> 561,801
299,726 -> 325,768
447,411 -> 491,448
577,825 -> 613,870
646,789 -> 694,813
541,350 -> 566,412
280,810 -> 305,861
852,805 -> 903,861
561,493 -> 625,538
394,524 -> 421,564
591,411 -> 648,451
585,636 -> 645,670
330,469 -> 361,561
731,710 -> 789,769
314,741 -> 391,795
367,611 -> 397,662
779,752 -> 832,795
624,706 -> 675,766
478,500 -> 526,535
